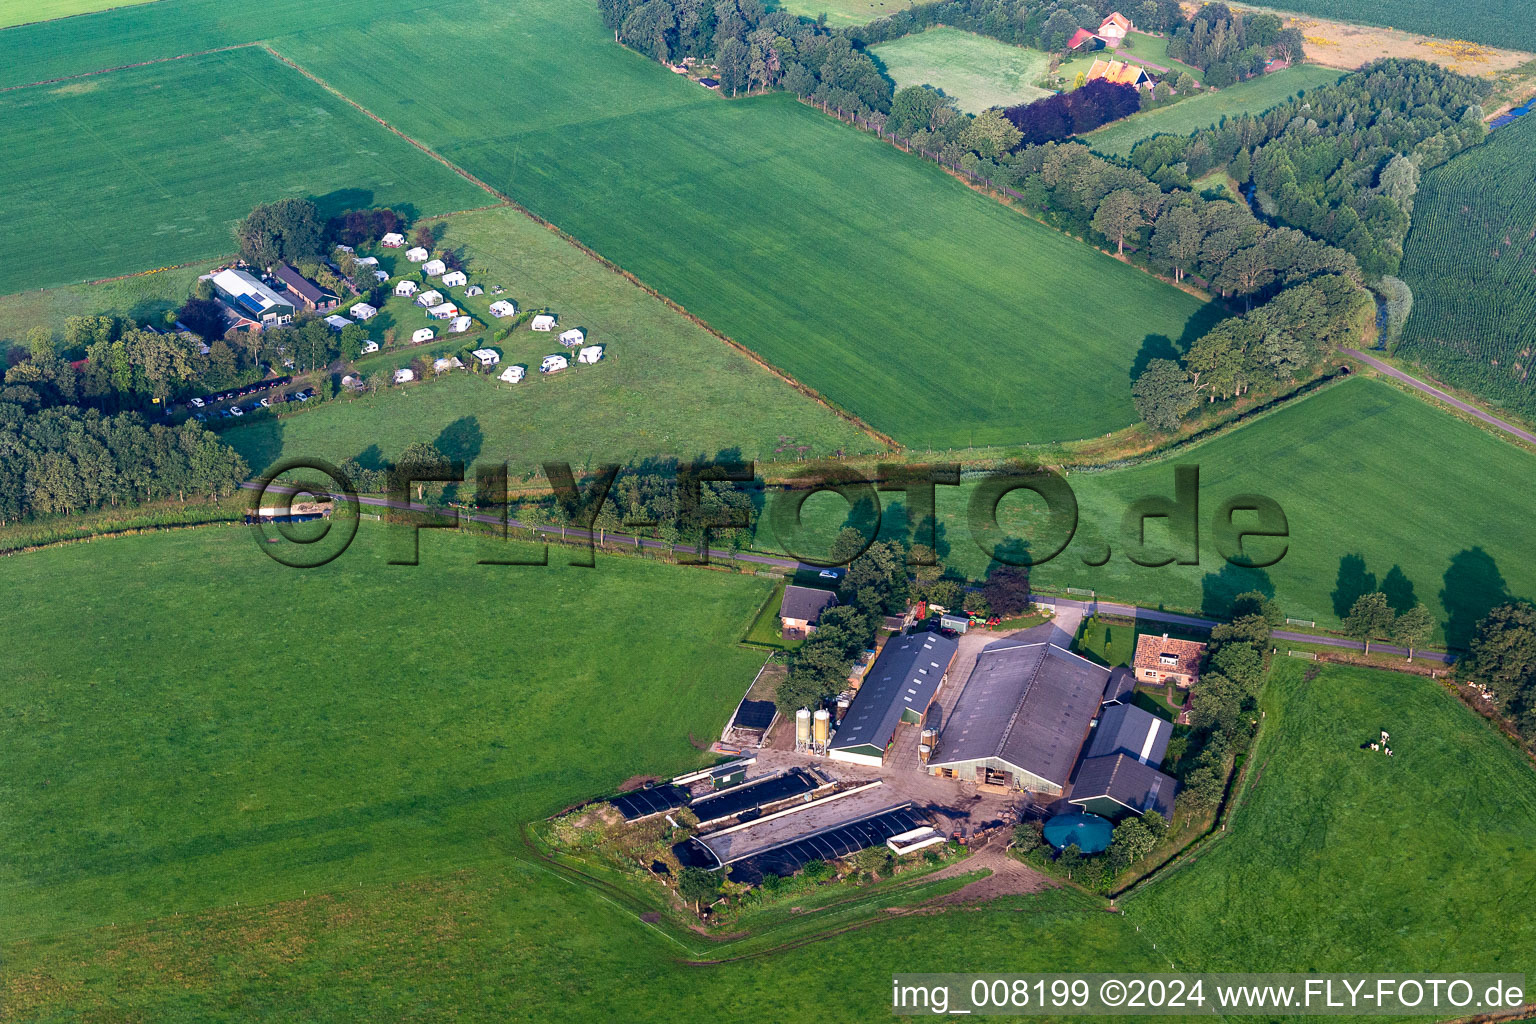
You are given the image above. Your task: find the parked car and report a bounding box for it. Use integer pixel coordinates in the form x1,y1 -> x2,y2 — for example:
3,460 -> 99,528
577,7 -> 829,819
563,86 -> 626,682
229,405 -> 243,417
819,569 -> 842,579
259,397 -> 271,407
192,412 -> 207,422
219,408 -> 232,418
189,397 -> 205,408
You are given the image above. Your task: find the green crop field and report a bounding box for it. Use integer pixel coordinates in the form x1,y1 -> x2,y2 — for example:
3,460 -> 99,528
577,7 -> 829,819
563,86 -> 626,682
0,45 -> 488,293
870,28 -> 1052,113
1232,0 -> 1531,53
222,208 -> 880,475
1087,64 -> 1344,157
1127,660 -> 1536,970
772,0 -> 915,26
0,0 -> 151,29
758,377 -> 1536,645
1398,115 -> 1536,424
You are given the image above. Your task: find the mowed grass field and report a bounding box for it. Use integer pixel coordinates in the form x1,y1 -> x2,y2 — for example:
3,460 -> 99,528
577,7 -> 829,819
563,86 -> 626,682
760,377 -> 1536,644
1086,64 -> 1344,157
870,28 -> 1052,113
772,0 -> 914,26
1127,660 -> 1536,971
0,525 -> 778,941
270,0 -> 1212,446
222,207 -> 880,475
1398,114 -> 1536,423
0,45 -> 488,293
0,0 -> 152,28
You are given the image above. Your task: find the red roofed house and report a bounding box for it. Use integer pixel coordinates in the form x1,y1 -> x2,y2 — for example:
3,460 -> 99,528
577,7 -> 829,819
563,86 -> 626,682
1098,11 -> 1132,46
1133,633 -> 1207,689
1067,27 -> 1103,51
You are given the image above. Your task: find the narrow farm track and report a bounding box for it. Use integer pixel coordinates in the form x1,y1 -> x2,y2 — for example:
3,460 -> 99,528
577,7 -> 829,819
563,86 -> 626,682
257,45 -> 899,452
1346,348 -> 1536,448
0,41 -> 254,93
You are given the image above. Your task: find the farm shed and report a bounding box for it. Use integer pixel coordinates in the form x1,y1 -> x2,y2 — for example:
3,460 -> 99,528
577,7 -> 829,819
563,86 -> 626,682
577,345 -> 604,364
559,328 -> 585,347
927,642 -> 1108,794
1133,633 -> 1206,688
406,246 -> 429,262
393,368 -> 415,383
500,364 -> 525,383
530,314 -> 556,331
471,348 -> 500,367
1085,703 -> 1170,766
489,300 -> 517,318
423,259 -> 447,277
1097,11 -> 1131,45
1069,754 -> 1176,821
780,585 -> 838,638
441,270 -> 467,288
273,262 -> 336,311
828,632 -> 958,767
349,302 -> 378,321
416,289 -> 444,307
209,268 -> 295,327
1101,666 -> 1136,706
411,328 -> 435,344
360,340 -> 379,354
395,280 -> 418,296
540,354 -> 568,373
380,232 -> 405,247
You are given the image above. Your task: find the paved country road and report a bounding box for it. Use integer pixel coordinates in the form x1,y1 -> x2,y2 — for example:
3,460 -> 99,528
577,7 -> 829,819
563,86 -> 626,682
1345,348 -> 1536,448
243,482 -> 1456,665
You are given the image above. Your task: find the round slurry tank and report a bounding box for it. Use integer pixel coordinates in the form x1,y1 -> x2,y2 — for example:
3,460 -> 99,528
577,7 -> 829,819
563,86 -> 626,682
813,708 -> 831,749
795,708 -> 812,749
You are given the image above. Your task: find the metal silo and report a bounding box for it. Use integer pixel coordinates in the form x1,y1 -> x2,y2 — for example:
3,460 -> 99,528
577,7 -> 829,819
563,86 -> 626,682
795,708 -> 812,751
813,708 -> 831,752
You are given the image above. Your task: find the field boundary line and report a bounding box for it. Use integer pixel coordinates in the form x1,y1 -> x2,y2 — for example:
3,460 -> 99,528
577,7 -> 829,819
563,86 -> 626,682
0,0 -> 168,34
0,41 -> 255,93
257,44 -> 900,452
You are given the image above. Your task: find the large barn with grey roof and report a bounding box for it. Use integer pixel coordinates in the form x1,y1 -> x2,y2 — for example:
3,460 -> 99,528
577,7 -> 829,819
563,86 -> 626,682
926,641 -> 1109,794
828,631 -> 958,767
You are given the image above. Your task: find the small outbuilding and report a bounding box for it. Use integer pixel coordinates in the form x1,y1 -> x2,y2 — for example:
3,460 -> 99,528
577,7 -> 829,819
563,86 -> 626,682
380,232 -> 405,248
577,344 -> 604,364
489,300 -> 517,318
540,353 -> 568,373
423,258 -> 447,277
412,327 -> 436,344
530,314 -> 556,331
350,302 -> 378,321
471,348 -> 501,367
441,270 -> 467,288
500,364 -> 526,383
394,367 -> 415,383
406,246 -> 429,262
395,279 -> 419,297
558,327 -> 585,347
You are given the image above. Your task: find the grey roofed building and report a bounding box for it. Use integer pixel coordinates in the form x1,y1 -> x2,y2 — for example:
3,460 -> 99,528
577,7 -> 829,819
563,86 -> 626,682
829,631 -> 958,766
1102,666 -> 1136,706
1086,703 -> 1171,766
272,262 -> 334,310
928,642 -> 1109,794
1069,753 -> 1176,820
779,585 -> 839,633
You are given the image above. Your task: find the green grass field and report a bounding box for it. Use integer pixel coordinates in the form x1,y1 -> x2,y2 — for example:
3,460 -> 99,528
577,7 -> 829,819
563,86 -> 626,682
1086,64 -> 1344,157
220,207 -> 880,475
1117,30 -> 1205,81
1127,660 -> 1536,971
870,28 -> 1052,113
1398,114 -> 1536,423
0,0 -> 152,28
1228,0 -> 1531,53
0,45 -> 488,293
758,377 -> 1536,645
772,0 -> 914,26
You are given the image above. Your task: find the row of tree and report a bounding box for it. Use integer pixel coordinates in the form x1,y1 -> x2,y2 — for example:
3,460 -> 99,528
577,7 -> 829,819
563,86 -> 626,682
1128,59 -> 1491,276
1462,603 -> 1536,743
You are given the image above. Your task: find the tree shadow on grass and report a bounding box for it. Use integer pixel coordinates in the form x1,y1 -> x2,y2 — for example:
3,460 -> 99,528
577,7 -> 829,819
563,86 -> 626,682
1441,547 -> 1509,650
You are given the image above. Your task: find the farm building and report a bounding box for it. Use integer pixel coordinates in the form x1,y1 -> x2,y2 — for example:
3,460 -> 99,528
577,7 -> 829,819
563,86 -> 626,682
417,289 -> 444,307
273,262 -> 336,311
1133,633 -> 1206,688
433,356 -> 464,373
489,300 -> 517,318
577,345 -> 604,364
411,328 -> 435,344
406,246 -> 429,262
559,328 -> 585,347
1067,27 -> 1105,50
1086,59 -> 1151,88
1069,754 -> 1176,820
531,314 -> 556,331
780,585 -> 838,639
380,232 -> 405,247
324,314 -> 351,331
349,302 -> 378,321
442,270 -> 467,288
360,340 -> 379,354
1085,703 -> 1170,765
449,315 -> 473,333
540,354 -> 568,373
927,642 -> 1109,794
209,268 -> 295,328
394,368 -> 415,383
1097,11 -> 1131,45
395,280 -> 419,297
1101,666 -> 1136,706
828,632 -> 958,767
500,364 -> 526,383
427,302 -> 460,320
471,348 -> 500,367
423,259 -> 447,277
